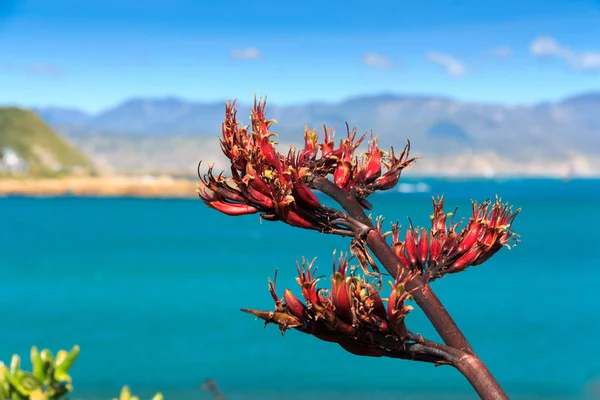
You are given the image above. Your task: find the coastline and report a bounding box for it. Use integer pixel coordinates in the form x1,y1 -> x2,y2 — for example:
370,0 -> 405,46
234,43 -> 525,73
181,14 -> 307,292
0,176 -> 199,199
0,174 -> 597,199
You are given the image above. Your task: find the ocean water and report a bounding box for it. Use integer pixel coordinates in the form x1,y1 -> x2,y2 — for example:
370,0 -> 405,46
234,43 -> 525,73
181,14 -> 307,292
1,178 -> 599,400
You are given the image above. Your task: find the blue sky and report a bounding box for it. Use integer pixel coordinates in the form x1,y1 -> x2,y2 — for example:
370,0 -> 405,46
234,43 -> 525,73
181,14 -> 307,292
1,0 -> 600,113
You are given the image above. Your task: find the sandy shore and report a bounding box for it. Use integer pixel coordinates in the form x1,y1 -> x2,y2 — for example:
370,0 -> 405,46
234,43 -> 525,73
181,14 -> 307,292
0,176 -> 200,199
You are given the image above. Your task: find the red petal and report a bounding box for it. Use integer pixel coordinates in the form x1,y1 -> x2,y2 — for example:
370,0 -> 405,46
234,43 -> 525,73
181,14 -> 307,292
283,208 -> 314,229
293,178 -> 321,208
450,246 -> 482,272
457,222 -> 482,253
331,275 -> 353,324
417,229 -> 429,265
405,229 -> 418,266
284,289 -> 308,320
364,150 -> 382,182
209,201 -> 260,216
334,161 -> 352,189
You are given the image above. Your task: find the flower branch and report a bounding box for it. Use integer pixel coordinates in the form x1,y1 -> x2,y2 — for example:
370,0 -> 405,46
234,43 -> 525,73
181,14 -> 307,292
197,98 -> 518,400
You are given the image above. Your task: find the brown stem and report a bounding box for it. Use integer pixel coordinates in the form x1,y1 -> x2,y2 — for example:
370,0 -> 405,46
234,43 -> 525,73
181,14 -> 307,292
453,354 -> 508,400
412,337 -> 508,400
361,333 -> 508,399
364,230 -> 475,354
311,177 -> 373,227
367,235 -> 508,399
310,176 -> 507,399
311,177 -> 474,352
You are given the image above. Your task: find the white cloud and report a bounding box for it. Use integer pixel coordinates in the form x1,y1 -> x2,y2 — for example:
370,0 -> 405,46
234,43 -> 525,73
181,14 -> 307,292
530,36 -> 567,57
426,52 -> 465,76
230,47 -> 263,61
362,52 -> 392,68
29,64 -> 61,75
579,52 -> 600,69
530,36 -> 600,70
491,46 -> 512,57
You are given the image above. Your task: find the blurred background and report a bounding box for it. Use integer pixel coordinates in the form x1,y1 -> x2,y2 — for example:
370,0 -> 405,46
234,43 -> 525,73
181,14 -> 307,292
1,0 -> 599,399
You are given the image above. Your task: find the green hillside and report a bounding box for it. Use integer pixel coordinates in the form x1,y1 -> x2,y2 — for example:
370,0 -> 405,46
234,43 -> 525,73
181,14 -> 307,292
0,107 -> 94,177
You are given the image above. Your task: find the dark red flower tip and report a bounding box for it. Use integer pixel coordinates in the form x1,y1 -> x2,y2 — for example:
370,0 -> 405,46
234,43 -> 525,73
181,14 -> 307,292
364,135 -> 382,182
388,197 -> 519,280
202,98 -> 422,225
199,100 -> 333,230
242,255 -> 419,356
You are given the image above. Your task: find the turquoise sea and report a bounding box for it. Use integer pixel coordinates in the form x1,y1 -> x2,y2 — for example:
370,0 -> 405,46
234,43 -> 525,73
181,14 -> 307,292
1,178 -> 599,400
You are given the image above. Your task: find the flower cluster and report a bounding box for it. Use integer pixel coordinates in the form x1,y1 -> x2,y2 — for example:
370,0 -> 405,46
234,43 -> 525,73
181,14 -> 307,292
242,255 -> 416,358
198,99 -> 333,230
299,124 -> 416,201
197,99 -> 417,229
391,196 -> 520,280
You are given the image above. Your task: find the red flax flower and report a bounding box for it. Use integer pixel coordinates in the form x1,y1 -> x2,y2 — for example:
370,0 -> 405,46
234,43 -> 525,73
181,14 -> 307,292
242,255 -> 418,358
391,196 -> 520,281
197,99 -> 346,232
200,96 -> 520,399
198,100 -> 419,227
304,126 -> 417,201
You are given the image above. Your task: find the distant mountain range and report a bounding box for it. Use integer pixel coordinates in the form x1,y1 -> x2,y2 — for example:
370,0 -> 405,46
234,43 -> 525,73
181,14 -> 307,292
35,97 -> 226,137
25,91 -> 600,177
34,92 -> 600,157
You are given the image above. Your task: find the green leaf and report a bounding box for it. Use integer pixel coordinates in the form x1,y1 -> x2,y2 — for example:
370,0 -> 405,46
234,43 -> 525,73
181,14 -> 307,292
3,369 -> 31,396
119,385 -> 131,400
55,345 -> 79,374
19,372 -> 41,392
9,355 -> 20,375
0,364 -> 9,400
42,363 -> 54,387
53,369 -> 71,383
30,347 -> 45,383
40,349 -> 54,364
0,384 -> 9,400
54,350 -> 68,368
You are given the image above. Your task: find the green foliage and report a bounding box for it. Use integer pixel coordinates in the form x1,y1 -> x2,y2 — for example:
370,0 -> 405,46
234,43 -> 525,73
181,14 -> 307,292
0,107 -> 94,177
0,347 -> 170,400
0,345 -> 80,400
114,386 -> 163,400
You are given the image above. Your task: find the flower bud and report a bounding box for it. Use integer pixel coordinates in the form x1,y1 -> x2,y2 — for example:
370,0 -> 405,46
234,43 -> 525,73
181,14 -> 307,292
457,222 -> 482,253
282,208 -> 314,229
284,289 -> 307,320
293,177 -> 321,208
393,242 -> 410,268
429,234 -> 443,263
372,171 -> 401,191
331,274 -> 353,324
334,161 -> 352,189
450,246 -> 482,272
364,138 -> 382,182
405,229 -> 418,266
417,229 -> 429,266
207,201 -> 260,216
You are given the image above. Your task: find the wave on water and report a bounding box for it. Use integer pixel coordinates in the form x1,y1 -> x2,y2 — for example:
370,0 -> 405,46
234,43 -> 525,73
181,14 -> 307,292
397,182 -> 431,193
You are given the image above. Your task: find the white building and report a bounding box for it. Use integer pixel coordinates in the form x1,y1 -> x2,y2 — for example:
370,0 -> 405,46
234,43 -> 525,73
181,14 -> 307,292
0,147 -> 28,174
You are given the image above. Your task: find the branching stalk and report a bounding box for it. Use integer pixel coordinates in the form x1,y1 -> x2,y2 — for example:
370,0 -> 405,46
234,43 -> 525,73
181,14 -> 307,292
310,176 -> 507,400
199,100 -> 518,400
